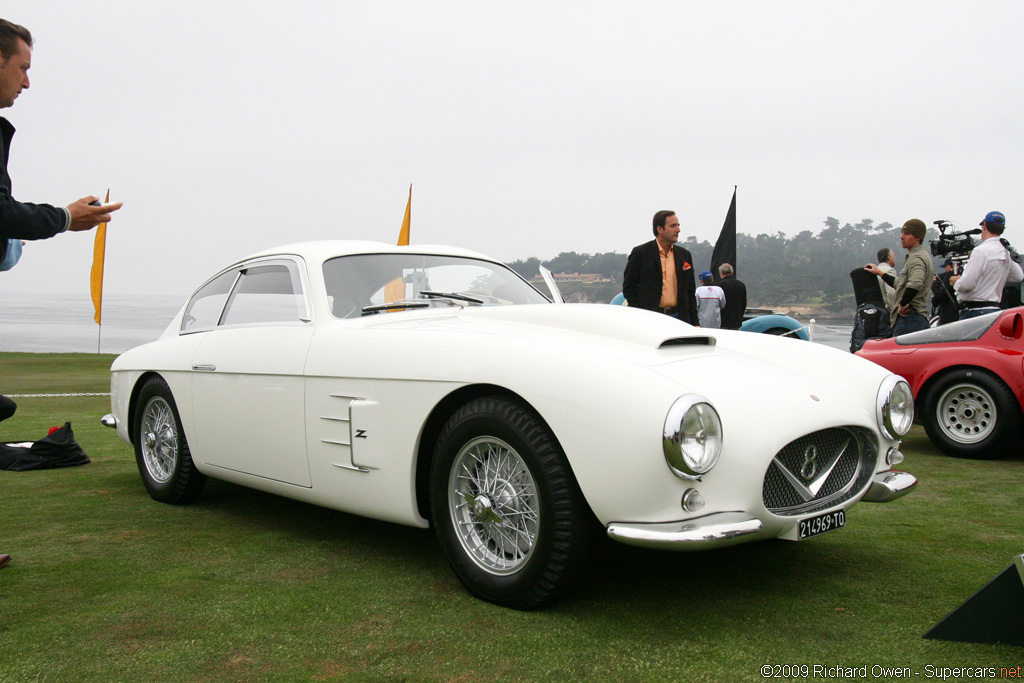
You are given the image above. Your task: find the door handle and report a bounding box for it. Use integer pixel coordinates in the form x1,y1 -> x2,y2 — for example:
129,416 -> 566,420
191,364 -> 217,372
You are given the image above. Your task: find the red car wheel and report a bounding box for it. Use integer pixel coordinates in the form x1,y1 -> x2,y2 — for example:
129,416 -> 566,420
922,368 -> 1021,459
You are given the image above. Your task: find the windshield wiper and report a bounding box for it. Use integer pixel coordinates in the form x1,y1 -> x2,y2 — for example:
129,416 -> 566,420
361,301 -> 431,315
421,291 -> 484,305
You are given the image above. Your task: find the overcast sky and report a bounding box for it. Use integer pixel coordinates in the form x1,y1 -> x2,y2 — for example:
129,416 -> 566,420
3,1 -> 1022,297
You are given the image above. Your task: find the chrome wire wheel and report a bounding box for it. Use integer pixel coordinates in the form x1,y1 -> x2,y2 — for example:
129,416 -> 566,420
936,382 -> 997,445
448,436 -> 539,575
140,396 -> 178,483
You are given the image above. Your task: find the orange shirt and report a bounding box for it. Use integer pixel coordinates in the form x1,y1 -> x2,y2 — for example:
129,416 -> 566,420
659,243 -> 677,308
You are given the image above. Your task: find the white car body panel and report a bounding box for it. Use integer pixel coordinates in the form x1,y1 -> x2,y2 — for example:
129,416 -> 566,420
190,325 -> 315,486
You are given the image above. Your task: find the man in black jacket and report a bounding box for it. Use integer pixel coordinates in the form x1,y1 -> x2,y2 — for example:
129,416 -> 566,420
1,18 -> 122,573
622,210 -> 699,325
0,18 -> 121,267
716,263 -> 747,330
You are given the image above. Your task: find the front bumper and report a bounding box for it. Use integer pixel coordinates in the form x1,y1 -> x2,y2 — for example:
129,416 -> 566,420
606,511 -> 763,550
605,470 -> 916,550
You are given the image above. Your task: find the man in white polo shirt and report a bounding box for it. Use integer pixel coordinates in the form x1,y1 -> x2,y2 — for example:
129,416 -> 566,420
951,211 -> 1024,320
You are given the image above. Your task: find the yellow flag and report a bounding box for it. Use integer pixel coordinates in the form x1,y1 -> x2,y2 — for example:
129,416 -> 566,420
90,190 -> 110,325
385,185 -> 411,305
397,184 -> 411,245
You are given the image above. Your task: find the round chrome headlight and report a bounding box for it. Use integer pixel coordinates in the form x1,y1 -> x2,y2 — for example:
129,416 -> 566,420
663,394 -> 723,479
877,375 -> 914,439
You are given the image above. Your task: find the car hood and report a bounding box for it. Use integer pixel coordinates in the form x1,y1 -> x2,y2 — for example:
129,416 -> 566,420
346,303 -> 888,470
353,302 -> 885,396
360,303 -> 715,356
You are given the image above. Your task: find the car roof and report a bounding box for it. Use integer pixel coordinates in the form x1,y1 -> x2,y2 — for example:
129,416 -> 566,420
241,240 -> 496,265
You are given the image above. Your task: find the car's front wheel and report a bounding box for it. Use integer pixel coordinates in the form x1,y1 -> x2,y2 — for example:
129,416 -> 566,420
133,377 -> 206,503
922,368 -> 1022,459
430,396 -> 593,609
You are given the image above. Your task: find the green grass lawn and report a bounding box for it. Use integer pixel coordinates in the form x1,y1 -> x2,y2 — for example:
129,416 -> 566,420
1,352 -> 1021,682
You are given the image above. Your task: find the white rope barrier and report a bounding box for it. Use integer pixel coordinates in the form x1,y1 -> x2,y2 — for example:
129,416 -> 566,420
776,319 -> 853,342
804,320 -> 853,335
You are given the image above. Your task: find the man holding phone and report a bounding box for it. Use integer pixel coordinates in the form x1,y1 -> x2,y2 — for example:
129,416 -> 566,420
0,17 -> 122,268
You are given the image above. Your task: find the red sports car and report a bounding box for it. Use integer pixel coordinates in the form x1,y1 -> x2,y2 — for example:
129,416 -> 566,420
856,307 -> 1024,459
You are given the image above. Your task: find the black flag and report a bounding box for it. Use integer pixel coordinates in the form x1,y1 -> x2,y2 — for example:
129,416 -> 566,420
710,186 -> 737,282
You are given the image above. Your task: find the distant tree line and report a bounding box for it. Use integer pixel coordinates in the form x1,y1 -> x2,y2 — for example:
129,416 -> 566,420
508,218 -> 941,312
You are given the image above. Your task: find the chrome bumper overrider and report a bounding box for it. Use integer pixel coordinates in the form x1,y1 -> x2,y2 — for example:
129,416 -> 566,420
606,511 -> 764,550
860,470 -> 917,503
101,414 -> 116,429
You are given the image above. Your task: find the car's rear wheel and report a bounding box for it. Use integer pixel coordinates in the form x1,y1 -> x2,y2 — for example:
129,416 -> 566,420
133,377 -> 206,503
922,368 -> 1021,459
430,396 -> 592,609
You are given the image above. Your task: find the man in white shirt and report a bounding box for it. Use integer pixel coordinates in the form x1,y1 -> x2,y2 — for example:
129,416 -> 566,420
695,270 -> 726,328
875,247 -> 897,309
951,211 -> 1024,320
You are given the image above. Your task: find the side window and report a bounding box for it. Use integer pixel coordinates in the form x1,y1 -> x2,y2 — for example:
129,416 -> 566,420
220,262 -> 308,325
181,270 -> 238,333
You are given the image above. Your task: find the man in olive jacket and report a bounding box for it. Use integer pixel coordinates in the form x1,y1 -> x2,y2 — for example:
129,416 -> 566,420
864,219 -> 934,336
622,210 -> 699,325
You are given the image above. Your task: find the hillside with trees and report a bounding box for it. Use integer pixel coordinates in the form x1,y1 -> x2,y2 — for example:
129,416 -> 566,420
508,218 -> 942,315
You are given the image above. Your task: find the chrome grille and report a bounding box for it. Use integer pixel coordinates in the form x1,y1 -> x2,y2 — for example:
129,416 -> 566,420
762,427 -> 877,516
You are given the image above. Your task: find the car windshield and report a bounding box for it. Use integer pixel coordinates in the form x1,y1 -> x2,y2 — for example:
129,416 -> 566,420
895,311 -> 999,345
322,253 -> 550,318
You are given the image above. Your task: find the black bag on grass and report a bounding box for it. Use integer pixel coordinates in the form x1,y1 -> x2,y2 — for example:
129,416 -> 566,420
0,422 -> 90,471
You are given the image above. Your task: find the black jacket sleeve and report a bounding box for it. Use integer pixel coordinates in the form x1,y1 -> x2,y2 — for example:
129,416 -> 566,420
675,246 -> 699,325
0,118 -> 68,244
0,195 -> 68,242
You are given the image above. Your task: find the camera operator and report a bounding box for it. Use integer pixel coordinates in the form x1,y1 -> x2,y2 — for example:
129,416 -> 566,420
931,258 -> 959,326
864,219 -> 934,336
950,211 -> 1024,320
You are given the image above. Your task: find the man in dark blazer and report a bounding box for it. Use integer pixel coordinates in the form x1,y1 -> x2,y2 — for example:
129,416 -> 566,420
0,18 -> 121,267
622,210 -> 699,325
716,263 -> 747,330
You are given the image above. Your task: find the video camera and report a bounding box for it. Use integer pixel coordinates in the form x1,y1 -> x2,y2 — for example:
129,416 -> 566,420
930,220 -> 979,259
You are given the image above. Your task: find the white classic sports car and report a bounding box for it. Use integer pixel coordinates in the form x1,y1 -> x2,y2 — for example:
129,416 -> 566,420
104,241 -> 918,609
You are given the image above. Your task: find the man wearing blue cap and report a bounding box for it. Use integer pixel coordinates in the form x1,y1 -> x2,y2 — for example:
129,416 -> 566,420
695,270 -> 726,328
951,211 -> 1024,320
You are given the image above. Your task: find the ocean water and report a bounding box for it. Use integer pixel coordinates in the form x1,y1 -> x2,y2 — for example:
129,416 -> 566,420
0,293 -> 855,355
0,293 -> 186,354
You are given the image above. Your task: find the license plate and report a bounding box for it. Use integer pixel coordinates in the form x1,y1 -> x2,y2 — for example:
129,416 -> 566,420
798,510 -> 846,539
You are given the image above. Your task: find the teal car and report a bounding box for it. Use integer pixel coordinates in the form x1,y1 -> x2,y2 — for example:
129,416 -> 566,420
609,294 -> 809,340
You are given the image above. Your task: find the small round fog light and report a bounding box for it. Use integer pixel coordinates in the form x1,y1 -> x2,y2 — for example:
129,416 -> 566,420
682,488 -> 706,513
887,448 -> 904,466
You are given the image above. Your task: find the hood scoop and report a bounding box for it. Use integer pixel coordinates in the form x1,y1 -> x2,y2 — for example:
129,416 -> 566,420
659,336 -> 716,349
